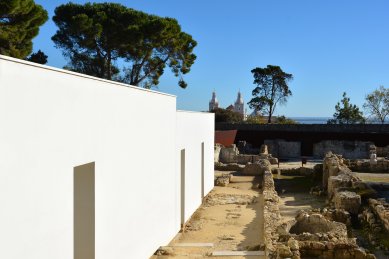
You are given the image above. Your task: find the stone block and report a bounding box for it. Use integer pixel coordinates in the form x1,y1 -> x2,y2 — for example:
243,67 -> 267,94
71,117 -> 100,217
334,191 -> 361,214
219,144 -> 239,163
214,144 -> 222,162
328,174 -> 353,198
242,159 -> 271,175
215,175 -> 230,187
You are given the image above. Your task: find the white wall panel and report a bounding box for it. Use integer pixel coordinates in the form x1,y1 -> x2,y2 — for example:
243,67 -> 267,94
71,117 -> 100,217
0,56 -> 178,259
0,55 -> 215,259
176,111 -> 215,223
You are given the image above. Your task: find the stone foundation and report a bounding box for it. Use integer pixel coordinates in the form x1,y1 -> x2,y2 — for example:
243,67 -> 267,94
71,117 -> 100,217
345,158 -> 389,173
261,167 -> 282,257
368,198 -> 389,233
314,140 -> 373,159
243,160 -> 271,176
216,144 -> 278,165
214,162 -> 245,172
334,191 -> 361,215
259,153 -> 376,259
264,139 -> 301,158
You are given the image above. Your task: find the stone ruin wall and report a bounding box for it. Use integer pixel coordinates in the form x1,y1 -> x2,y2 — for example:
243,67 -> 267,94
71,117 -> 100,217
345,158 -> 389,173
214,145 -> 380,258
214,143 -> 278,165
261,169 -> 282,258
367,198 -> 389,234
314,141 -> 374,159
323,152 -> 366,215
215,139 -> 389,161
264,139 -> 302,158
263,153 -> 376,259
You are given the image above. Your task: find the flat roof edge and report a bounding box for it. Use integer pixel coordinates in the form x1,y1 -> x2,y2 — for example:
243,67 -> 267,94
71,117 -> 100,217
0,54 -> 176,98
177,110 -> 214,115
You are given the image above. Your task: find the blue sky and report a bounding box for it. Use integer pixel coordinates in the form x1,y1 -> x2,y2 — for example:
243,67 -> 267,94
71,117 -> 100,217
32,0 -> 389,116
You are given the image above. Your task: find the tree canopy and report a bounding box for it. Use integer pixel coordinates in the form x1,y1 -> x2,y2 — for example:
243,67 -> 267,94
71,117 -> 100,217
363,86 -> 389,124
0,0 -> 48,58
52,2 -> 197,88
327,92 -> 365,124
26,49 -> 47,64
212,108 -> 243,123
248,65 -> 293,123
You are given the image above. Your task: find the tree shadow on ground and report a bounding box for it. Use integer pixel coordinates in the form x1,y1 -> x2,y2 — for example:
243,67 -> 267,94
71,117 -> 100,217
274,175 -> 326,220
236,176 -> 266,258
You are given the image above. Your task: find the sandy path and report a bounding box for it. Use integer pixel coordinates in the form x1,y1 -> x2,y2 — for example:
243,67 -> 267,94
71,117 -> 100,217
151,173 -> 265,259
355,172 -> 389,183
273,174 -> 326,223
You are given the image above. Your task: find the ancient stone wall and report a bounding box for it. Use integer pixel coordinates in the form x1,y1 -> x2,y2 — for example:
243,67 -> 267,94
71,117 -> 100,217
323,152 -> 364,215
368,198 -> 389,233
217,144 -> 278,165
261,168 -> 282,257
345,158 -> 389,173
214,144 -> 222,162
219,144 -> 240,163
264,139 -> 301,158
259,154 -> 375,258
313,140 -> 373,159
376,145 -> 389,157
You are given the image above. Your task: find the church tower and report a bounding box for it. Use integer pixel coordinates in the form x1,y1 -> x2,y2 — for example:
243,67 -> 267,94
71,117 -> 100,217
233,91 -> 244,115
209,91 -> 219,111
233,91 -> 247,120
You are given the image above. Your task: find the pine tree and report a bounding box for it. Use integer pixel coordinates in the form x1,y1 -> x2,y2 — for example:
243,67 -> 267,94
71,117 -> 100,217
0,0 -> 48,58
52,2 -> 196,88
26,49 -> 47,64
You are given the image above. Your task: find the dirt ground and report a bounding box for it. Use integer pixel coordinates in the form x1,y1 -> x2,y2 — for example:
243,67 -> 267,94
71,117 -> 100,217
151,171 -> 265,259
355,172 -> 389,183
274,159 -> 321,170
272,171 -> 326,223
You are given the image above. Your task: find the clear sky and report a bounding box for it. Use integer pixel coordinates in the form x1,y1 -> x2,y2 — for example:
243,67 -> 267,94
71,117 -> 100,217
32,0 -> 389,116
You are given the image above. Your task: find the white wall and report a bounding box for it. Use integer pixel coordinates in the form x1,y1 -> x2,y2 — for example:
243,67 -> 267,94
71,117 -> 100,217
0,55 -> 214,259
176,111 -> 215,223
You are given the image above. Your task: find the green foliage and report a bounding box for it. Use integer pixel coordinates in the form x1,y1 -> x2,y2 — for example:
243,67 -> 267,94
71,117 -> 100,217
0,0 -> 48,58
275,115 -> 299,124
52,2 -> 196,88
212,108 -> 243,123
245,115 -> 266,124
248,65 -> 293,123
363,86 -> 389,124
327,92 -> 366,124
26,49 -> 47,64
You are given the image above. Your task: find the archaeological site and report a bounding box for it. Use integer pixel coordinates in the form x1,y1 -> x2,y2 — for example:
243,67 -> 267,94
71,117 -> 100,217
2,55 -> 389,259
151,123 -> 389,259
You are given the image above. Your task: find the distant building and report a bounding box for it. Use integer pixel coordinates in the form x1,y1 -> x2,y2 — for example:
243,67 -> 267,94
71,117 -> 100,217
209,91 -> 247,120
209,91 -> 219,111
233,91 -> 244,116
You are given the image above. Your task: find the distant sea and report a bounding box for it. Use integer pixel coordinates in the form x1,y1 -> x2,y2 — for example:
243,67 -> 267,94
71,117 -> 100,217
289,117 -> 331,124
289,117 -> 389,124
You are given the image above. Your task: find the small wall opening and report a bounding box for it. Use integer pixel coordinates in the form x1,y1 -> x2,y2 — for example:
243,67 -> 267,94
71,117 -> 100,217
74,162 -> 95,259
180,149 -> 186,228
201,142 -> 205,200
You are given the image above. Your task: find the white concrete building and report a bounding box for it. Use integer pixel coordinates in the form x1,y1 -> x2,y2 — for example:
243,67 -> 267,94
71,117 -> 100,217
0,55 -> 214,259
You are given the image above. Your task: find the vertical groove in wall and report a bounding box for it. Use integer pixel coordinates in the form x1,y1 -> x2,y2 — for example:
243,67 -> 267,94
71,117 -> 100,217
201,142 -> 205,200
180,149 -> 185,227
74,162 -> 95,259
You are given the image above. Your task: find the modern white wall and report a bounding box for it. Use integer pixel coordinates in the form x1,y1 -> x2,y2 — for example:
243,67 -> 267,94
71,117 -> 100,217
176,111 -> 215,223
0,55 -> 214,259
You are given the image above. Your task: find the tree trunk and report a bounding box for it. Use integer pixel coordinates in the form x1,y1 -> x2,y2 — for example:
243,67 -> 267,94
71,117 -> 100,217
267,105 -> 273,123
